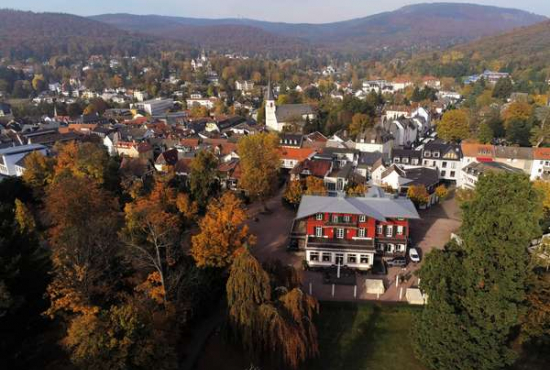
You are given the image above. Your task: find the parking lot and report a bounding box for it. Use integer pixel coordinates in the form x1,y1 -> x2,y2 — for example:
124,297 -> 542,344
247,190 -> 462,302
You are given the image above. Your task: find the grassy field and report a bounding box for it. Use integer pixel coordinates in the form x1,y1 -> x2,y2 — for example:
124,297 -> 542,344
305,302 -> 426,370
196,301 -> 427,370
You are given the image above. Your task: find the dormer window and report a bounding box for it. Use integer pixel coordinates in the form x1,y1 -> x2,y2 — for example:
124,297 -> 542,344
433,152 -> 440,158
394,158 -> 401,163
424,151 -> 431,157
402,157 -> 409,164
316,213 -> 323,221
412,158 -> 419,165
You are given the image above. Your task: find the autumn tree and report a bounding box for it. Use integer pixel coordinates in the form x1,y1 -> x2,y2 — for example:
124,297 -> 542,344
123,179 -> 196,306
227,247 -> 319,369
407,185 -> 429,207
189,150 -> 219,209
22,151 -> 54,198
435,184 -> 449,200
191,192 -> 255,268
238,133 -> 280,210
530,106 -> 550,147
436,109 -> 470,142
349,113 -> 373,139
45,175 -> 122,317
503,101 -> 532,125
304,176 -> 327,196
346,183 -> 367,197
53,142 -> 111,185
283,180 -> 304,207
64,302 -> 177,370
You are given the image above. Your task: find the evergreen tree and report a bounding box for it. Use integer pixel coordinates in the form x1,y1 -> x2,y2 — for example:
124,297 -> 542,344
414,173 -> 543,370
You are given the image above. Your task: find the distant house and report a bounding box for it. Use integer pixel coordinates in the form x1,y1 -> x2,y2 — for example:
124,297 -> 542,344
290,158 -> 333,181
278,147 -> 316,170
114,141 -> 153,160
132,98 -> 174,116
155,148 -> 180,172
235,80 -> 255,92
0,103 -> 12,118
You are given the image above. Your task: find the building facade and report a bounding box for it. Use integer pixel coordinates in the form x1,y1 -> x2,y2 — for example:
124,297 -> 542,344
293,188 -> 419,271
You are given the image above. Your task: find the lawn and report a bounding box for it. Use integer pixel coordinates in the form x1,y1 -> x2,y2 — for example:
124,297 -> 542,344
305,302 -> 426,370
196,301 -> 427,370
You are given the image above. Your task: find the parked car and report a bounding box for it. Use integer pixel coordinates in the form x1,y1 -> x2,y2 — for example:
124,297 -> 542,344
409,247 -> 421,263
386,257 -> 407,268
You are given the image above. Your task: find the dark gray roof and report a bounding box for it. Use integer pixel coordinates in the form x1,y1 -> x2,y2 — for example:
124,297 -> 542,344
392,149 -> 422,160
404,167 -> 440,188
275,104 -> 314,123
296,188 -> 420,222
463,161 -> 523,176
423,140 -> 462,159
358,152 -> 383,168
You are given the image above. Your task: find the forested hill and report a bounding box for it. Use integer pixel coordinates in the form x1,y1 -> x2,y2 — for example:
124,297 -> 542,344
405,19 -> 550,81
0,9 -> 191,60
453,20 -> 550,71
92,3 -> 546,54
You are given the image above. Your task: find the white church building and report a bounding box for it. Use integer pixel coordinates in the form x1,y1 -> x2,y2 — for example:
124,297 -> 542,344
265,83 -> 316,132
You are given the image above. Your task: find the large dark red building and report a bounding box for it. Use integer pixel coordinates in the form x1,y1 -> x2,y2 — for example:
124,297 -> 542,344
294,187 -> 419,270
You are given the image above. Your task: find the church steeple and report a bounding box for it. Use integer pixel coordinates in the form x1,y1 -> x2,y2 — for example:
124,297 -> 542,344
265,80 -> 274,101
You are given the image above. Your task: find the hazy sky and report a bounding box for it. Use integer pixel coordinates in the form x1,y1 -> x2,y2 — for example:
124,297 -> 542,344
4,0 -> 550,23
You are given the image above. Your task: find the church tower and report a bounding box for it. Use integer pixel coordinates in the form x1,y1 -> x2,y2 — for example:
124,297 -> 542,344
264,81 -> 278,131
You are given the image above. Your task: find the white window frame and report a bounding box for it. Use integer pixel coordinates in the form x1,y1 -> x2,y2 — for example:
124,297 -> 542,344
397,225 -> 404,235
385,226 -> 393,237
316,213 -> 323,221
309,252 -> 320,262
343,215 -> 351,223
360,254 -> 370,264
322,253 -> 332,263
377,225 -> 383,235
315,227 -> 323,237
332,214 -> 339,223
358,228 -> 366,238
347,254 -> 357,264
359,215 -> 366,222
424,151 -> 431,157
336,228 -> 345,239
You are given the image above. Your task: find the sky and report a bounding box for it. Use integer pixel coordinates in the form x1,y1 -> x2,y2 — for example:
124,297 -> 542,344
4,0 -> 550,23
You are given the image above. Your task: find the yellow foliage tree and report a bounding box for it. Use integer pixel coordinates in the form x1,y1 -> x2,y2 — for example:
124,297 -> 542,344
407,185 -> 430,206
191,192 -> 256,268
436,109 -> 470,142
534,180 -> 550,213
503,101 -> 532,127
237,133 -> 280,209
346,183 -> 367,197
435,184 -> 449,201
283,180 -> 304,207
304,176 -> 327,196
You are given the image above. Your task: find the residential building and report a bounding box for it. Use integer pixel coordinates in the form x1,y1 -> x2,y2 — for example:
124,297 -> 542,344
235,80 -> 255,92
0,144 -> 48,177
421,141 -> 463,182
292,187 -> 420,270
132,98 -> 174,116
459,161 -> 523,189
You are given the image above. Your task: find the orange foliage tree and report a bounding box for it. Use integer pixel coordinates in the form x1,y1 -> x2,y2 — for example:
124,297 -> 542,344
44,175 -> 121,317
407,185 -> 430,207
191,192 -> 255,268
304,176 -> 328,196
123,179 -> 197,306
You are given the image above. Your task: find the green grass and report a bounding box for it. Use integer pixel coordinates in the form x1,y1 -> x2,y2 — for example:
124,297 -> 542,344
306,302 -> 426,370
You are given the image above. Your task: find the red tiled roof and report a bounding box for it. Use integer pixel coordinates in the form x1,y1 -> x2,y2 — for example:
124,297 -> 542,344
278,147 -> 316,161
534,148 -> 550,160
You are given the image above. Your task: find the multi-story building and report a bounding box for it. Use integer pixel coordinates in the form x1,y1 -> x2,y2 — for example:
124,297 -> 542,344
293,187 -> 419,271
0,144 -> 48,177
421,141 -> 462,182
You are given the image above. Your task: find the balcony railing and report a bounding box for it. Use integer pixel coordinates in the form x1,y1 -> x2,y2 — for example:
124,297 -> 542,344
307,236 -> 375,250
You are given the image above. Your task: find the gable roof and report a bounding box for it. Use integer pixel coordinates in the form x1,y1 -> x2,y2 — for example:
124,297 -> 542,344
275,104 -> 314,122
461,143 -> 495,158
278,147 -> 316,161
296,191 -> 419,222
534,148 -> 550,160
291,159 -> 332,177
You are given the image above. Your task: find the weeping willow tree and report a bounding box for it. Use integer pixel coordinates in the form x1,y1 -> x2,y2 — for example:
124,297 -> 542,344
226,248 -> 319,369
